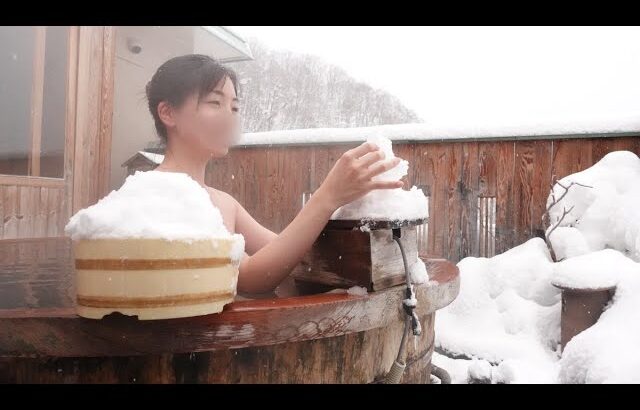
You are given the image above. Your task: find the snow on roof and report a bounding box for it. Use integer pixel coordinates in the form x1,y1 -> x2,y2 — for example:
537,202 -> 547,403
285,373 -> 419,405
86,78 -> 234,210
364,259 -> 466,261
199,26 -> 253,63
138,151 -> 164,165
236,115 -> 640,147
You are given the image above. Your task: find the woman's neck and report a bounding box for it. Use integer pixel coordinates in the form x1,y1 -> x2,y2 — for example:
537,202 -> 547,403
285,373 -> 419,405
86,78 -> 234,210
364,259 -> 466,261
155,137 -> 210,187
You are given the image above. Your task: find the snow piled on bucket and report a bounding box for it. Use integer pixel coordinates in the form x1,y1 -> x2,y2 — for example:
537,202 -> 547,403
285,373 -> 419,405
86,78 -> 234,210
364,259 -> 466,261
65,170 -> 245,256
330,136 -> 428,221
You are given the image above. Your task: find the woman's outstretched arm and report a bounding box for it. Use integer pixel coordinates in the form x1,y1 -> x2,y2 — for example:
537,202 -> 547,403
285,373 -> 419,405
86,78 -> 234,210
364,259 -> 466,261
235,141 -> 403,294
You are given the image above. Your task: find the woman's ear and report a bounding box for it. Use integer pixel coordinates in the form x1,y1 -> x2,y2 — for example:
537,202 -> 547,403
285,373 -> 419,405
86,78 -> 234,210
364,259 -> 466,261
157,101 -> 176,130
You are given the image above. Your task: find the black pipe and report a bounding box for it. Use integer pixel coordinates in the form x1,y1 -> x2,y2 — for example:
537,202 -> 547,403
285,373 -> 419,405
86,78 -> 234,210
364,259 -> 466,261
393,234 -> 421,336
385,230 -> 452,385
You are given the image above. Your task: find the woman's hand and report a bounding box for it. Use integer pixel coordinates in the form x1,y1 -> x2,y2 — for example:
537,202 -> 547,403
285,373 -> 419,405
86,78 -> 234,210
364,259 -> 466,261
314,142 -> 404,211
236,141 -> 404,294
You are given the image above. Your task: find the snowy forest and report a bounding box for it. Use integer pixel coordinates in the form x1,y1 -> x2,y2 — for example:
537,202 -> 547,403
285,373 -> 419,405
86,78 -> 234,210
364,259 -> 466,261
228,39 -> 421,133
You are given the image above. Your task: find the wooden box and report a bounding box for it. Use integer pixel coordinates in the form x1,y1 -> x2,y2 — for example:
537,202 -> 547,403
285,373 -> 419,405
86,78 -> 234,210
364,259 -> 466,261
291,218 -> 427,292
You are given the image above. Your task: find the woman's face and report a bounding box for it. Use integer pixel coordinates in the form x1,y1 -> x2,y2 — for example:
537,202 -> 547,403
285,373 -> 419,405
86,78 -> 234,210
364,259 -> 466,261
168,76 -> 240,157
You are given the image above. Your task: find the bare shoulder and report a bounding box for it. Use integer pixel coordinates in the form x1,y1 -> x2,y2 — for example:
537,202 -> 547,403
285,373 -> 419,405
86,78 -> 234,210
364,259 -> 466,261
205,187 -> 239,233
206,186 -> 239,207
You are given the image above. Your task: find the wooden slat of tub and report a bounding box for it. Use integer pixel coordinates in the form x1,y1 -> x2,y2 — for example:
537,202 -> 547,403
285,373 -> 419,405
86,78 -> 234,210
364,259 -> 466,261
0,314 -> 434,384
0,259 -> 459,358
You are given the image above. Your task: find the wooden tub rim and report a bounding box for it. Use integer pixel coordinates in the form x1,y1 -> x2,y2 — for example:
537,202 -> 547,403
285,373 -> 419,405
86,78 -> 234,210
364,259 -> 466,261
0,259 -> 459,358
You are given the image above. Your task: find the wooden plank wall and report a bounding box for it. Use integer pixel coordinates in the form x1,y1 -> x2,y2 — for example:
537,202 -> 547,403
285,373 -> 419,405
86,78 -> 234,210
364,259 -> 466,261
207,136 -> 640,262
72,26 -> 115,214
0,237 -> 74,309
0,184 -> 67,239
0,26 -> 114,241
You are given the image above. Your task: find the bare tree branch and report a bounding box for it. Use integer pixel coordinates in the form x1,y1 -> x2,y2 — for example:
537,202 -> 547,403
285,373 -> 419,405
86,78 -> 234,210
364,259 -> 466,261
543,179 -> 593,226
546,205 -> 575,241
542,177 -> 592,261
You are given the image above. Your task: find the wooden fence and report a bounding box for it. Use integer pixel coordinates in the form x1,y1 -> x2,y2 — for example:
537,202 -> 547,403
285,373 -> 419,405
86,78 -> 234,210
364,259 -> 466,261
207,135 -> 640,262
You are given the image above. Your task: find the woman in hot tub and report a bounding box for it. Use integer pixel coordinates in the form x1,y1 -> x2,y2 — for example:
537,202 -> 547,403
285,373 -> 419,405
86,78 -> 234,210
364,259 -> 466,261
147,54 -> 403,294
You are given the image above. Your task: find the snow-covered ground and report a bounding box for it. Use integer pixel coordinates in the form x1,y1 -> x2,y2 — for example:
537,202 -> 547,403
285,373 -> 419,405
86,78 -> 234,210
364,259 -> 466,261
434,151 -> 640,384
547,150 -> 640,262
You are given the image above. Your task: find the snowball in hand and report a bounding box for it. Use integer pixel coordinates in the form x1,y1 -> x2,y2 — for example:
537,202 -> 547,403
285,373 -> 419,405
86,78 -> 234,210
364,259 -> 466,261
369,135 -> 409,182
331,136 -> 428,221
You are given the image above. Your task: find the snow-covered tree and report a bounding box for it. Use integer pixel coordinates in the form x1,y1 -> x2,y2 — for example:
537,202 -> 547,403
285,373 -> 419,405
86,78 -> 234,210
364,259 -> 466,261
229,39 -> 421,133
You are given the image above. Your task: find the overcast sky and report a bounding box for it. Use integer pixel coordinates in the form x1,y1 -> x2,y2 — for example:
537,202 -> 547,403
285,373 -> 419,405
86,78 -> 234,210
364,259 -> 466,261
228,26 -> 640,127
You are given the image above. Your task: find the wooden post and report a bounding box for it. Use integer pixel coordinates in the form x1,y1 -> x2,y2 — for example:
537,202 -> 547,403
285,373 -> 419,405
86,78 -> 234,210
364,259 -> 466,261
28,27 -> 47,177
72,26 -> 116,214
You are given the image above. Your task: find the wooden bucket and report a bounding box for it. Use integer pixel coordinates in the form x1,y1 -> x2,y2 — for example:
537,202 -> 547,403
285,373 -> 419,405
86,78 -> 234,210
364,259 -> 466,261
73,238 -> 239,320
292,218 -> 427,291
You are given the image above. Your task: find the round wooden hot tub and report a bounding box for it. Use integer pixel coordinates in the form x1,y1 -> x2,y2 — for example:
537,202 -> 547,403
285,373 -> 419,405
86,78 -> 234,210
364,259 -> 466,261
0,238 -> 459,384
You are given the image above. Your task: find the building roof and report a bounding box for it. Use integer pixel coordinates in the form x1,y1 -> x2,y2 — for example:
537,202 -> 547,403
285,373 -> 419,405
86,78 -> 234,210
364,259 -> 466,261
236,116 -> 640,147
122,151 -> 165,167
197,26 -> 253,63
